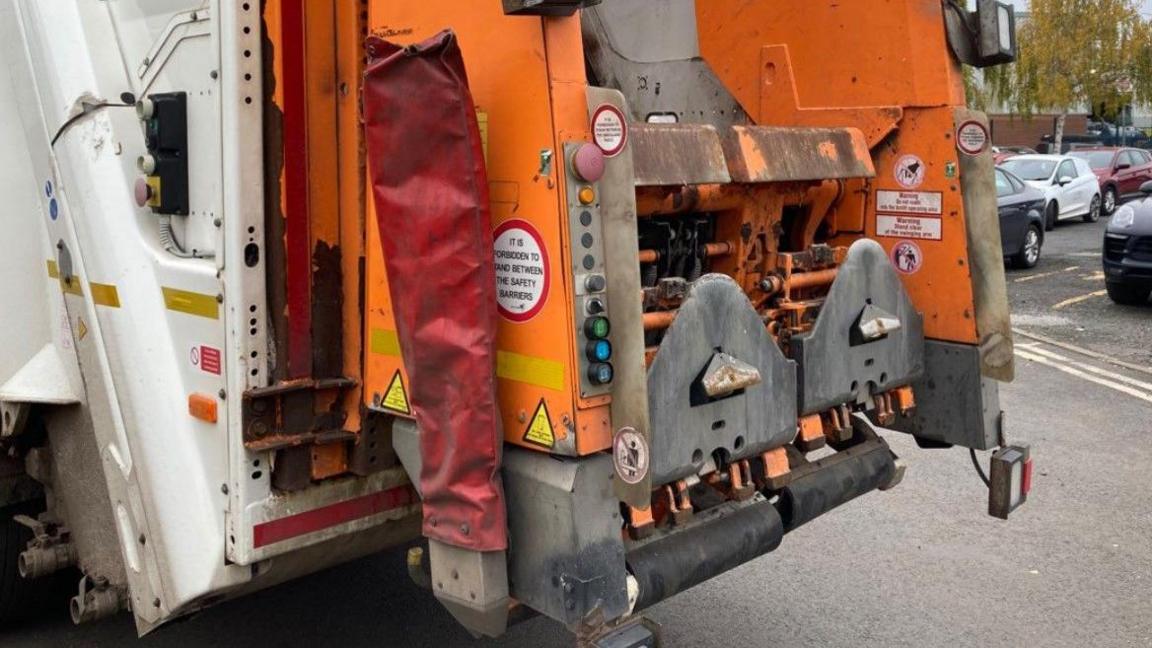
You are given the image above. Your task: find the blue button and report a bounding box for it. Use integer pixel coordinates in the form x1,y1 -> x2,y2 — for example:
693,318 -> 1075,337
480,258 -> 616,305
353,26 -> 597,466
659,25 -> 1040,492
49,199 -> 59,221
587,339 -> 612,362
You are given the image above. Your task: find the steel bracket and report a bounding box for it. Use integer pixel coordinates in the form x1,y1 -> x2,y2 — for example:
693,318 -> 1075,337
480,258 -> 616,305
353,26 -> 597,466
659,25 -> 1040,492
242,377 -> 357,451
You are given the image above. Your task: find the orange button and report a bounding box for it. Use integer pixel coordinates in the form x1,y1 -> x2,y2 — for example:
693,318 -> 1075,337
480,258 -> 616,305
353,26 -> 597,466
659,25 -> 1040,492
578,186 -> 596,205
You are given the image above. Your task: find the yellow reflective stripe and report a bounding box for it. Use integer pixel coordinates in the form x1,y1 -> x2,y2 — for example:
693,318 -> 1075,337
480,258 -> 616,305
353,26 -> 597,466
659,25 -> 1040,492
89,283 -> 121,308
496,351 -> 564,392
162,287 -> 219,319
370,328 -> 402,357
46,260 -> 59,278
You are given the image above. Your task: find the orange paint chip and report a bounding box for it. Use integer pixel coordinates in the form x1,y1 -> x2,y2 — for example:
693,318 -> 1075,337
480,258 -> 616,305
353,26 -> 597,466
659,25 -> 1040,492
188,393 -> 218,424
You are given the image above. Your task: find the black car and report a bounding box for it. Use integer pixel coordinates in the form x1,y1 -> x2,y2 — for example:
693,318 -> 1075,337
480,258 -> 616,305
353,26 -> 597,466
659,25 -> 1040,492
1102,182 -> 1152,305
996,167 -> 1047,268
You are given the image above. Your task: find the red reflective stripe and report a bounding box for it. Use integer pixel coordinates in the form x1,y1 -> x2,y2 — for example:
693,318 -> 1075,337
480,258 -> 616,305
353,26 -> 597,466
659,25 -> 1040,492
1022,458 -> 1033,495
253,485 -> 416,548
281,0 -> 312,378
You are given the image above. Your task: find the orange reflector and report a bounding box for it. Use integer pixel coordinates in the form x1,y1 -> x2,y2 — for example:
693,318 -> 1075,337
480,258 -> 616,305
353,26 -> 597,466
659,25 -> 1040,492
578,186 -> 596,205
188,393 -> 218,423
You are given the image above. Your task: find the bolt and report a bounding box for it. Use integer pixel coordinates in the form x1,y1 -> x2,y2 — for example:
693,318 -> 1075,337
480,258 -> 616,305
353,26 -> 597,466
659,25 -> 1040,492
518,410 -> 527,423
759,279 -> 773,292
214,218 -> 222,227
152,597 -> 161,608
221,484 -> 229,495
460,523 -> 470,536
216,294 -> 224,303
250,421 -> 268,438
218,389 -> 227,400
210,70 -> 218,80
138,534 -> 146,545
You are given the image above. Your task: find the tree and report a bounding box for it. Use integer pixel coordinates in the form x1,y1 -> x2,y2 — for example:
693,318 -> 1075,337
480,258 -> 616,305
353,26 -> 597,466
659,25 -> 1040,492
983,0 -> 1152,152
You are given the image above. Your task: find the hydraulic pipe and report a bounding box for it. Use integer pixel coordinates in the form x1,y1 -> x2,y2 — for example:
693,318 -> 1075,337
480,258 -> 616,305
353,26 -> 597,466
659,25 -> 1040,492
627,500 -> 784,611
638,242 -> 734,264
642,311 -> 677,331
786,268 -> 839,291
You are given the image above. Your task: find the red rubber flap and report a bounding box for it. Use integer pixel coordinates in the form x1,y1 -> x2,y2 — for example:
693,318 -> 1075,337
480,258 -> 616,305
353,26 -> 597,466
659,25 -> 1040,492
363,30 -> 507,551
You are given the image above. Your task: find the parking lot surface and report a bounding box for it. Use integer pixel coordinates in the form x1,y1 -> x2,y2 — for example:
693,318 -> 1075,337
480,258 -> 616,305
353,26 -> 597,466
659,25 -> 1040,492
5,217 -> 1151,648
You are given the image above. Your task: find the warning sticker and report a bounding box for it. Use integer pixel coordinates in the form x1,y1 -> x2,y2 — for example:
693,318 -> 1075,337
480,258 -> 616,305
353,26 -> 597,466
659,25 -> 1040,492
592,104 -> 628,157
891,241 -> 924,275
190,345 -> 223,375
77,316 -> 88,341
381,370 -> 410,415
613,427 -> 650,485
956,120 -> 990,156
876,190 -> 943,215
894,154 -> 927,189
877,215 -> 943,241
522,399 -> 555,448
494,219 -> 550,322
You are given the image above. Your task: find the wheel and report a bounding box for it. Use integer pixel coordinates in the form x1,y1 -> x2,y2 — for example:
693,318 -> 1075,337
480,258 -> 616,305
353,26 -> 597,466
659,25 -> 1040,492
0,502 -> 70,627
1013,224 -> 1042,269
1044,202 -> 1058,231
1106,282 -> 1151,305
1103,186 -> 1118,215
1083,195 -> 1101,223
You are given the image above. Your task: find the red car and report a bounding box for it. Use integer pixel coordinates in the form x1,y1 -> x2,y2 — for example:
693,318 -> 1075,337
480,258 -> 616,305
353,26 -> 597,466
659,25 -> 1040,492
1068,147 -> 1152,215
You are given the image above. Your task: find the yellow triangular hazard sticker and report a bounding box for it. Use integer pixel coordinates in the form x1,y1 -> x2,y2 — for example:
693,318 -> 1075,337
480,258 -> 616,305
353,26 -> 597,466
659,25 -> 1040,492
382,370 -> 410,415
523,399 -> 554,448
77,316 -> 88,341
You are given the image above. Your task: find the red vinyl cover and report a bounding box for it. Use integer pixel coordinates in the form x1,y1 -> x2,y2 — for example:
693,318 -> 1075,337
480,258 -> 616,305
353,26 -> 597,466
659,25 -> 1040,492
363,31 -> 507,552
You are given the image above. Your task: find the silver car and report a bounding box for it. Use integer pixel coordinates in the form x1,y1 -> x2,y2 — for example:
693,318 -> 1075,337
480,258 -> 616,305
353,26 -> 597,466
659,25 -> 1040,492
999,154 -> 1103,230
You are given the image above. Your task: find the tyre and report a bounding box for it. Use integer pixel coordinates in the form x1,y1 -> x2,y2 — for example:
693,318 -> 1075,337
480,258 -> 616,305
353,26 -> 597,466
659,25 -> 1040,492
1013,224 -> 1042,269
1103,186 -> 1118,215
1045,202 -> 1058,231
1084,195 -> 1101,223
1106,282 -> 1152,305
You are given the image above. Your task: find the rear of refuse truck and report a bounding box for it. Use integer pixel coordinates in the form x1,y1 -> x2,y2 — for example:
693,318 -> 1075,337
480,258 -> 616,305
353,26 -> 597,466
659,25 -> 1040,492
0,0 -> 1029,644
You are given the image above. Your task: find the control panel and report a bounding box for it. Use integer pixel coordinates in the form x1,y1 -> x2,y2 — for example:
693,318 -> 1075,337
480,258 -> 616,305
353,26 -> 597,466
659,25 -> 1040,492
134,92 -> 189,215
565,142 -> 613,398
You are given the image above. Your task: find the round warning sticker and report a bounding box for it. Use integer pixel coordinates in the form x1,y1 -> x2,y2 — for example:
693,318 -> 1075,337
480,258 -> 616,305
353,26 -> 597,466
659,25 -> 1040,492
956,120 -> 990,156
891,240 -> 924,275
494,219 -> 550,322
592,104 -> 628,157
613,427 -> 650,485
894,154 -> 926,189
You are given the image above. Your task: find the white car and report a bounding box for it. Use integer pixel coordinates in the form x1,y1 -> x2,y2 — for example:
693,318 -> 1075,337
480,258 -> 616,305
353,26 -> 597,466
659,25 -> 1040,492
999,154 -> 1102,230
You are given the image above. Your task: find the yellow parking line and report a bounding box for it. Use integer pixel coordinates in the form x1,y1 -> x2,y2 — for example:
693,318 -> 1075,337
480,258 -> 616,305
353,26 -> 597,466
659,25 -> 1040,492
1014,266 -> 1079,283
1052,290 -> 1108,310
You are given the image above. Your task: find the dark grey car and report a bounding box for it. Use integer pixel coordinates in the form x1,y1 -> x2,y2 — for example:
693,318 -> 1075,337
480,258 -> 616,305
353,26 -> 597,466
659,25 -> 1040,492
996,167 -> 1047,268
1103,182 -> 1152,305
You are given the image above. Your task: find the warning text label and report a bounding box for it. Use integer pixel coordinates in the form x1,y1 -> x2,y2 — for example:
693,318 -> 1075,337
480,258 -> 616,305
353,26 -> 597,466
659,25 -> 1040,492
494,221 -> 549,322
877,190 -> 943,215
877,214 -> 943,241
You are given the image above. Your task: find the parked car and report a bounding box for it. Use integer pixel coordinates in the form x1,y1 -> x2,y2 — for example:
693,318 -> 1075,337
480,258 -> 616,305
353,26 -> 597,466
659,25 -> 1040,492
999,154 -> 1102,230
1067,147 -> 1152,215
1102,183 -> 1152,305
996,167 -> 1047,268
992,146 -> 1037,165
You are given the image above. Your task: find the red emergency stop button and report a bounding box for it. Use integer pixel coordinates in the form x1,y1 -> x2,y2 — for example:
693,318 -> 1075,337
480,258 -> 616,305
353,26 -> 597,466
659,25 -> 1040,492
572,142 -> 605,183
134,177 -> 152,207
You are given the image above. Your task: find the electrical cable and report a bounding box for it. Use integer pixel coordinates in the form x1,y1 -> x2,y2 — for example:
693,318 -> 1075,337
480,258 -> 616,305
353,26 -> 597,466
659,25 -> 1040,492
50,92 -> 136,147
969,448 -> 990,488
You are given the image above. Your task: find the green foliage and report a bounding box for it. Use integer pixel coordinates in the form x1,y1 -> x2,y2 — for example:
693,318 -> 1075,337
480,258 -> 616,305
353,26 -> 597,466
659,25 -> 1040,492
985,0 -> 1152,120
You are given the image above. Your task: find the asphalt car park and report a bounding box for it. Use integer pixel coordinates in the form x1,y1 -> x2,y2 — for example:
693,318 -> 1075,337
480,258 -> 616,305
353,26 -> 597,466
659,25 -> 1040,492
6,218 -> 1152,647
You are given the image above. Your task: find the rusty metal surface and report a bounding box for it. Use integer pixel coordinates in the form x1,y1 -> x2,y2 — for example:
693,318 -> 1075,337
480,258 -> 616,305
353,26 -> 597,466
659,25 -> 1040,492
629,123 -> 731,187
721,126 -> 875,183
243,377 -> 358,452
349,412 -> 399,476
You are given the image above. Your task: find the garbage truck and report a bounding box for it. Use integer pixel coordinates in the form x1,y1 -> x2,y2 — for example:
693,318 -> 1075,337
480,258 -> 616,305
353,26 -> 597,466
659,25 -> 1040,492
0,0 -> 1030,644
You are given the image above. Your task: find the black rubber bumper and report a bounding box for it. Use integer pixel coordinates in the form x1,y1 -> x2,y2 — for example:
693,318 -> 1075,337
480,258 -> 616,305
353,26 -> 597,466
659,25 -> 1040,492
775,441 -> 896,532
627,500 -> 784,611
626,441 -> 896,611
